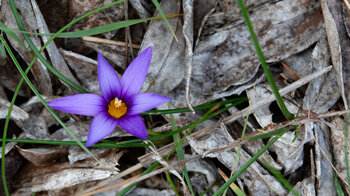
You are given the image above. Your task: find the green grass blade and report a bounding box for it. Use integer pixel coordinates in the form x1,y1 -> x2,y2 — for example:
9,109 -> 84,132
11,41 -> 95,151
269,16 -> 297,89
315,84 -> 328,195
0,22 -> 27,49
166,104 -> 221,161
245,127 -> 291,141
143,97 -> 247,115
344,114 -> 350,190
0,42 -> 5,57
199,181 -> 219,196
169,103 -> 195,195
264,162 -> 300,196
0,15 -> 179,39
0,138 -> 150,148
331,143 -> 346,196
213,128 -> 289,196
56,15 -> 176,38
334,168 -> 345,196
151,0 -> 178,41
223,97 -> 252,195
1,58 -> 32,196
165,171 -> 180,196
237,0 -> 293,120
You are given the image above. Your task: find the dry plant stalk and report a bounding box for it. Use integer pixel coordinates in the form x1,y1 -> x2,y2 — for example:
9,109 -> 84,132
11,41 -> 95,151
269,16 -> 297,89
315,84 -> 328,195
82,36 -> 141,49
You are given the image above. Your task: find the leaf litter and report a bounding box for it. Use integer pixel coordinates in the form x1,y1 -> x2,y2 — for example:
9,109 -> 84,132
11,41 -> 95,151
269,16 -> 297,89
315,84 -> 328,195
0,0 -> 350,195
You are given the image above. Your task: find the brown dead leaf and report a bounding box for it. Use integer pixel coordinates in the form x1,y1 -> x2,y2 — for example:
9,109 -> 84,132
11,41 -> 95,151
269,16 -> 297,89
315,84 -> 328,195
0,0 -> 53,95
321,0 -> 350,109
17,146 -> 68,166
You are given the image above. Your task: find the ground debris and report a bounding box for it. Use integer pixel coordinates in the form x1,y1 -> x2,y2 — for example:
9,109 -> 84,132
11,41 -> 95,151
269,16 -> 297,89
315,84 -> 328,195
1,0 -> 349,195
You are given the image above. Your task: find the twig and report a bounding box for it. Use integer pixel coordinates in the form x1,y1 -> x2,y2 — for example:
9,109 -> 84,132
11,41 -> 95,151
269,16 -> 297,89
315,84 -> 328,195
218,168 -> 244,194
344,0 -> 350,10
116,167 -> 169,194
82,36 -> 140,49
78,175 -> 140,196
124,0 -> 134,60
182,0 -> 195,113
282,62 -> 300,80
319,140 -> 350,189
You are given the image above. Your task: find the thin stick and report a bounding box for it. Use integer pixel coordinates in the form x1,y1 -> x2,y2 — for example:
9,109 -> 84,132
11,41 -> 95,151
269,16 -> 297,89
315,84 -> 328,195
116,167 -> 169,194
316,134 -> 350,191
79,175 -> 140,196
282,62 -> 300,80
82,36 -> 140,49
344,0 -> 350,10
218,168 -> 245,194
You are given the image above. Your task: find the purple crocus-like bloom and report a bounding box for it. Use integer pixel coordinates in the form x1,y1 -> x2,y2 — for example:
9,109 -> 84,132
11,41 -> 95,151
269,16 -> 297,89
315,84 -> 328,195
48,47 -> 171,147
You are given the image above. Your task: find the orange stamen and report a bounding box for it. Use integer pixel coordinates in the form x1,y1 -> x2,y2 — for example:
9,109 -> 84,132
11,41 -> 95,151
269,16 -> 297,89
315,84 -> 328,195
108,98 -> 127,119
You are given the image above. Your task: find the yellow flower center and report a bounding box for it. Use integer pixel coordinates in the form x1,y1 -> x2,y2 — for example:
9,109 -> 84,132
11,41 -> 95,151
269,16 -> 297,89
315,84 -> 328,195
107,98 -> 127,119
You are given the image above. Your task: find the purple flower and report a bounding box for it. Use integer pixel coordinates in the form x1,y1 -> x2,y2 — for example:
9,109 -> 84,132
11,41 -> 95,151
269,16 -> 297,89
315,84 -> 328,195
48,47 -> 171,147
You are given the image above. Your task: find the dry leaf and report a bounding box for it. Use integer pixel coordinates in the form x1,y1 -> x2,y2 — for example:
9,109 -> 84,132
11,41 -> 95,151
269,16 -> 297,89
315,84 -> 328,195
17,146 -> 68,166
140,0 -> 185,95
0,97 -> 29,121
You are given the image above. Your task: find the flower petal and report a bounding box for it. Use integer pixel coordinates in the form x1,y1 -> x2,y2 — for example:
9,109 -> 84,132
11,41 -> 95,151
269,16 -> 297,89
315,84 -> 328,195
48,94 -> 106,116
86,112 -> 118,147
118,115 -> 148,139
98,53 -> 122,101
127,93 -> 171,115
120,47 -> 152,100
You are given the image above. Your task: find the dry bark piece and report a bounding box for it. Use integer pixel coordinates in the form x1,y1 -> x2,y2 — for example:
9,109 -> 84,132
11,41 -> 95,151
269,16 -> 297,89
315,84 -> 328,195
17,168 -> 116,192
15,148 -> 121,193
